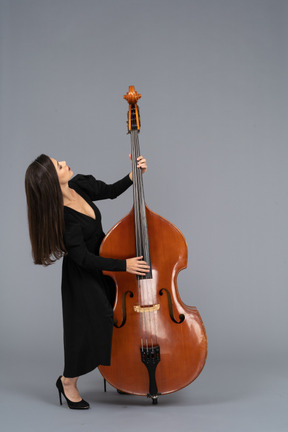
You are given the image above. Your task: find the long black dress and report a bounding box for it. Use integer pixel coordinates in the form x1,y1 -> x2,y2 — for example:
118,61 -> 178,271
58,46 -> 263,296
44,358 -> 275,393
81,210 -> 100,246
61,173 -> 133,378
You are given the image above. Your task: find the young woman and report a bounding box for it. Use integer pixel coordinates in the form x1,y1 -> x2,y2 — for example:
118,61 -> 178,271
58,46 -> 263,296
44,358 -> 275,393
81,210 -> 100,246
25,154 -> 150,410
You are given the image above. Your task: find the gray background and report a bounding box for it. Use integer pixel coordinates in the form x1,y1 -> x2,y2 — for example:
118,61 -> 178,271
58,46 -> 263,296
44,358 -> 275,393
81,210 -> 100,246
0,0 -> 287,431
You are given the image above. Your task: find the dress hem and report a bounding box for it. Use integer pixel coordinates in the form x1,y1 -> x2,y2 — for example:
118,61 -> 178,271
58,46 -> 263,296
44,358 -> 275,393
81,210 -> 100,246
63,360 -> 111,379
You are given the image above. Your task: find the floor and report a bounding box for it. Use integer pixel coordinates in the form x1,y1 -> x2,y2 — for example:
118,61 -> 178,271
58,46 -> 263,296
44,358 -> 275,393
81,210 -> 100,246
1,355 -> 287,432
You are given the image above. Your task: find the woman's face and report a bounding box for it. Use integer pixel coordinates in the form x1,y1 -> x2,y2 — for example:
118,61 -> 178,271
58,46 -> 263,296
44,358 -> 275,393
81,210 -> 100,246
50,158 -> 73,185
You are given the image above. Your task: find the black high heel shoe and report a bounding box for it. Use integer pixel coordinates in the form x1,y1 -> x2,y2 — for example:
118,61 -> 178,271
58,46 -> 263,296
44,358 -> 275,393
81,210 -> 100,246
56,376 -> 90,410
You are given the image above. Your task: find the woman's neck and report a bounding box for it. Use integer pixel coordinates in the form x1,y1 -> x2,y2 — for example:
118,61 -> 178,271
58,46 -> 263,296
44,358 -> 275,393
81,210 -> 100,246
61,183 -> 76,205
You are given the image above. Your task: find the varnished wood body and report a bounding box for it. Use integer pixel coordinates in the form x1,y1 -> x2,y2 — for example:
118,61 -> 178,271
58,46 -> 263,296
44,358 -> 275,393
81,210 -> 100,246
99,205 -> 207,395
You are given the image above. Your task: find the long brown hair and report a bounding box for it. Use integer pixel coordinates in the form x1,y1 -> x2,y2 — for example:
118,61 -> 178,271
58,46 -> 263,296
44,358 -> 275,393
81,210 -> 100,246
25,154 -> 66,266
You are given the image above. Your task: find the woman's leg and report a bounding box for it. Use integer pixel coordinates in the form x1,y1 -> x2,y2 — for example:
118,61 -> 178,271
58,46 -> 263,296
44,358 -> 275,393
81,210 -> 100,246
61,376 -> 82,402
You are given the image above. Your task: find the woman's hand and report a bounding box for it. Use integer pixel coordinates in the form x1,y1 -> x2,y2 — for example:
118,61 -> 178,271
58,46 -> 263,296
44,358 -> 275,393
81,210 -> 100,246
126,256 -> 150,275
129,155 -> 147,181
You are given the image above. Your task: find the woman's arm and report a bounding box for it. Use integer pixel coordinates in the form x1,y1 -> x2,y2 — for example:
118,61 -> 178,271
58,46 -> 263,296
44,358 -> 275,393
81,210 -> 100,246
70,174 -> 133,201
64,222 -> 149,275
64,222 -> 126,271
70,156 -> 147,201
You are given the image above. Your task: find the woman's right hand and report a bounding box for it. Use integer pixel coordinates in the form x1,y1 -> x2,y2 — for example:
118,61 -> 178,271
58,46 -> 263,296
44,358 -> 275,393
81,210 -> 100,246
126,256 -> 150,275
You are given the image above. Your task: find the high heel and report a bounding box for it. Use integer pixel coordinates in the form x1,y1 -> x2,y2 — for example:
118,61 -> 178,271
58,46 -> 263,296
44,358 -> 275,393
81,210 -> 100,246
56,376 -> 90,410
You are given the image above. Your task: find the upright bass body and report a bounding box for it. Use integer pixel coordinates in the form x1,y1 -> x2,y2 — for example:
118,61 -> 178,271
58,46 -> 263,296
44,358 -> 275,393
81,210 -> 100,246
99,87 -> 207,401
99,206 -> 207,396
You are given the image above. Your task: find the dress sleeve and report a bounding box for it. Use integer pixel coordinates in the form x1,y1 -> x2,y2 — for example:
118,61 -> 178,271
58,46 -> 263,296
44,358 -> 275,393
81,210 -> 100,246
63,221 -> 126,272
70,174 -> 133,201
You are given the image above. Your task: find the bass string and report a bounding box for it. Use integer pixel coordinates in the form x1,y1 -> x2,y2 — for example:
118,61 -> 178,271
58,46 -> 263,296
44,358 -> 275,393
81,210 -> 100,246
135,137 -> 158,348
133,131 -> 158,348
131,132 -> 145,348
132,131 -> 151,348
137,134 -> 158,349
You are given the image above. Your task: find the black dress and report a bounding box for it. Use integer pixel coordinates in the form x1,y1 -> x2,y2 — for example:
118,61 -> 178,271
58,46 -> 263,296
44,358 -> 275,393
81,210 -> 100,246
61,173 -> 133,378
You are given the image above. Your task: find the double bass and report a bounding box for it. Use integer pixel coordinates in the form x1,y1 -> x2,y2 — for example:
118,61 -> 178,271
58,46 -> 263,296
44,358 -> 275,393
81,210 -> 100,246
99,86 -> 207,404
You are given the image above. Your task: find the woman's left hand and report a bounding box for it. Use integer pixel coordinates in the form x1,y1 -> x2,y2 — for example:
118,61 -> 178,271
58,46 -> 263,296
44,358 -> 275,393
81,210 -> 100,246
129,155 -> 147,181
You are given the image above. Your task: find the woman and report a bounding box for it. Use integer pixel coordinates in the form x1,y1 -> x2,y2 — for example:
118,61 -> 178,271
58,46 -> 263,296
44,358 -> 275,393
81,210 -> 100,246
25,154 -> 150,410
